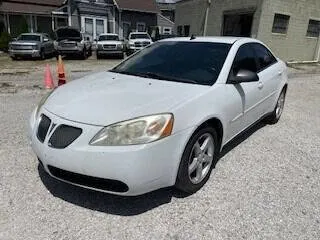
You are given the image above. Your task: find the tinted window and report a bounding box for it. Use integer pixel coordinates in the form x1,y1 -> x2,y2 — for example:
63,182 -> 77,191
252,43 -> 277,71
111,41 -> 231,86
18,34 -> 41,41
232,44 -> 257,75
130,34 -> 150,39
99,35 -> 119,41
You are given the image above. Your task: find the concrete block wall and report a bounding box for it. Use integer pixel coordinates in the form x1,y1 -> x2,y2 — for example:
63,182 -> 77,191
174,0 -> 207,36
206,0 -> 263,38
257,0 -> 320,61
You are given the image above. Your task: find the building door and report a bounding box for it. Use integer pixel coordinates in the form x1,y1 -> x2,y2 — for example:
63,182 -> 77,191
123,22 -> 131,39
223,13 -> 253,37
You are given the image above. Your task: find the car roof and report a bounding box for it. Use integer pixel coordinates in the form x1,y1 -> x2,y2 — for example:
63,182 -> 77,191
159,36 -> 256,44
99,33 -> 119,36
130,32 -> 148,34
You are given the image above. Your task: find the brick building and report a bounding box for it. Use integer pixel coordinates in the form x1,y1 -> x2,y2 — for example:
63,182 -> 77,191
175,0 -> 320,62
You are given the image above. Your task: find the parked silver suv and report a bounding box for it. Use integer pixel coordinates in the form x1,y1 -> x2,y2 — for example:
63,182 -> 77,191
55,27 -> 92,59
8,33 -> 56,60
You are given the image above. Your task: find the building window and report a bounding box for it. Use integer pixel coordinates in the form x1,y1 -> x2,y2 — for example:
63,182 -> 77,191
57,18 -> 68,28
306,19 -> 320,38
177,25 -> 182,36
163,27 -> 172,35
184,25 -> 190,36
136,22 -> 146,32
83,17 -> 106,39
85,18 -> 94,37
272,13 -> 290,34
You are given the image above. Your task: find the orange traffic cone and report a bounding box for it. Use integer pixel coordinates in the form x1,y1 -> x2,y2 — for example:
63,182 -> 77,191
44,64 -> 54,89
57,55 -> 66,86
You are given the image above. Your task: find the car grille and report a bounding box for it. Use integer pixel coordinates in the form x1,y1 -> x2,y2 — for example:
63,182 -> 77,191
11,45 -> 33,50
48,165 -> 129,193
48,125 -> 82,149
61,42 -> 77,47
134,41 -> 150,47
103,44 -> 116,49
37,114 -> 51,143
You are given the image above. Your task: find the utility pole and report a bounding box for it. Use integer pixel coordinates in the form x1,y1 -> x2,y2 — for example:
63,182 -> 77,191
203,0 -> 211,36
68,0 -> 72,26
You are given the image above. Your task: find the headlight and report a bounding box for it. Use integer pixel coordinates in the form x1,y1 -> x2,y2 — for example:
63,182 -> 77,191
90,113 -> 174,146
97,44 -> 103,50
117,44 -> 123,49
35,90 -> 55,117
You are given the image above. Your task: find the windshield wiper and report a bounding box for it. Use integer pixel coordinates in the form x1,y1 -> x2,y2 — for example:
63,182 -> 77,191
135,72 -> 198,84
109,70 -> 198,84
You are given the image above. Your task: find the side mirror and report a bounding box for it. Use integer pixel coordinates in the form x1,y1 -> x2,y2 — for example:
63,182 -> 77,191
43,38 -> 49,42
11,38 -> 17,42
229,69 -> 259,84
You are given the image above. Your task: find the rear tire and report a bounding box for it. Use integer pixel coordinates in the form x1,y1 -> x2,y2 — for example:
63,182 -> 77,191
264,89 -> 286,124
175,126 -> 219,194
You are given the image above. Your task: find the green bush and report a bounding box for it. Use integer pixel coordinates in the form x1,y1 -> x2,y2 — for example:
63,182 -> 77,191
0,31 -> 12,52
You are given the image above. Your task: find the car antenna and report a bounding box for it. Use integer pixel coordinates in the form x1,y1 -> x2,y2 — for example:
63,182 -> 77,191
190,34 -> 196,40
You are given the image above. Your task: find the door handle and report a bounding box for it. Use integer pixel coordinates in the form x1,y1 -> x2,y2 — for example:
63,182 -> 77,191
258,82 -> 264,89
278,71 -> 283,76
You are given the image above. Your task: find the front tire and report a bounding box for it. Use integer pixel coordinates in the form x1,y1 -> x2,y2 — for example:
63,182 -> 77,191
40,49 -> 45,60
175,126 -> 219,194
82,48 -> 87,59
265,89 -> 286,124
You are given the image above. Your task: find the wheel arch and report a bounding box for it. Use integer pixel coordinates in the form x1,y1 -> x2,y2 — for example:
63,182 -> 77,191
173,116 -> 225,188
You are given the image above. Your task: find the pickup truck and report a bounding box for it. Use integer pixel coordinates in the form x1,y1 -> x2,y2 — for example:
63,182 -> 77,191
8,33 -> 56,60
55,27 -> 92,59
96,33 -> 124,59
126,32 -> 153,55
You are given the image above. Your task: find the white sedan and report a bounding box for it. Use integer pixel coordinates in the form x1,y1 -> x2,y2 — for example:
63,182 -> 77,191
29,37 -> 288,196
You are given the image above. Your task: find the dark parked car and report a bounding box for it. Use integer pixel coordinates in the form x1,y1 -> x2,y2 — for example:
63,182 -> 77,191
55,27 -> 92,59
8,33 -> 56,60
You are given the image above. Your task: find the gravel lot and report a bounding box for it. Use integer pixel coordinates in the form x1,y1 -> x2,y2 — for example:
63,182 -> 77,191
0,55 -> 320,240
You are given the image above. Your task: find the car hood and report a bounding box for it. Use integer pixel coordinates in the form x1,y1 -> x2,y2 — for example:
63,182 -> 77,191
44,72 -> 208,126
55,27 -> 81,41
98,40 -> 122,45
11,40 -> 39,45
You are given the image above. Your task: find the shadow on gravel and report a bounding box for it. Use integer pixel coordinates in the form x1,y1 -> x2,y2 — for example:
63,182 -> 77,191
220,121 -> 267,159
38,121 -> 266,216
38,164 -> 190,216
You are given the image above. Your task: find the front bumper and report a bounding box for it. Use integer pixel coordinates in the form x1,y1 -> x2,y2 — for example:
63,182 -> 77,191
97,49 -> 123,55
9,49 -> 40,57
57,46 -> 83,55
29,108 -> 192,196
127,46 -> 144,52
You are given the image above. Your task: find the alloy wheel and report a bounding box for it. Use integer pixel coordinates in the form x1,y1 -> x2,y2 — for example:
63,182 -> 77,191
275,92 -> 285,119
188,133 -> 214,184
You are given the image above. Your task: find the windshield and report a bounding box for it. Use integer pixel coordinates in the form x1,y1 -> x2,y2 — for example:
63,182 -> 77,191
111,41 -> 231,86
130,34 -> 150,40
99,35 -> 119,41
17,35 -> 41,41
